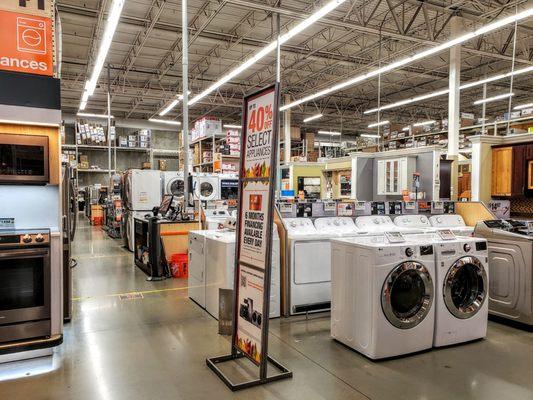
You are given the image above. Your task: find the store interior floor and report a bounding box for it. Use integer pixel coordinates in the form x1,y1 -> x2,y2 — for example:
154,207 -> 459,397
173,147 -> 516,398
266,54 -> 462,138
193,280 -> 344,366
1,218 -> 533,400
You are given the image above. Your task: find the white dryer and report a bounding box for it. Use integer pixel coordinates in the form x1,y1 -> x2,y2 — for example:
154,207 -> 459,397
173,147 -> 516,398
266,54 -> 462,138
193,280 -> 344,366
394,215 -> 437,233
162,171 -> 185,197
405,232 -> 489,346
204,227 -> 281,320
284,218 -> 331,315
331,235 -> 436,359
193,174 -> 220,201
429,214 -> 474,236
124,169 -> 162,211
355,215 -> 424,234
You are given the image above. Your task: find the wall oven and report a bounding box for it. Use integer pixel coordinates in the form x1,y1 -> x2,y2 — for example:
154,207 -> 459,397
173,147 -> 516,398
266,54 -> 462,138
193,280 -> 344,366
0,229 -> 51,344
0,133 -> 49,184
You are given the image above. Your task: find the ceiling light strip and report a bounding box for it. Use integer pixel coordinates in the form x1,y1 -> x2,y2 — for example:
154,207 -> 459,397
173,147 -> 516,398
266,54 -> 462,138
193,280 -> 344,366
368,120 -> 389,128
514,102 -> 533,110
317,130 -> 341,135
303,113 -> 323,122
223,124 -> 242,129
189,0 -> 347,106
77,113 -> 115,119
159,99 -> 180,116
413,120 -> 436,127
79,0 -> 125,110
282,7 -> 533,111
364,65 -> 533,115
148,118 -> 182,126
473,92 -> 514,105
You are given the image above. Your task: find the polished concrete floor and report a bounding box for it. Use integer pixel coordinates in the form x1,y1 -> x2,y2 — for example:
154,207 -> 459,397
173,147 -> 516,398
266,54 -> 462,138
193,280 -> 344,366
1,218 -> 533,399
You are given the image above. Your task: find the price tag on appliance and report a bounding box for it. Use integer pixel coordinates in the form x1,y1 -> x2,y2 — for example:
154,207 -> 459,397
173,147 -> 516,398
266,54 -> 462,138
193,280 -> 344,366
385,231 -> 405,243
0,218 -> 15,229
437,229 -> 456,241
404,201 -> 416,210
323,202 -> 336,212
354,201 -> 366,211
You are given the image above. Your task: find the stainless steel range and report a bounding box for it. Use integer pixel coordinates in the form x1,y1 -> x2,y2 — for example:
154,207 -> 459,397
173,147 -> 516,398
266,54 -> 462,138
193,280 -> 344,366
0,229 -> 51,344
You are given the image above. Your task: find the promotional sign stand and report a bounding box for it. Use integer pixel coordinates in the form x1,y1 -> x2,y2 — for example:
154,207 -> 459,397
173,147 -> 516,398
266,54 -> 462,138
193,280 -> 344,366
206,83 -> 292,391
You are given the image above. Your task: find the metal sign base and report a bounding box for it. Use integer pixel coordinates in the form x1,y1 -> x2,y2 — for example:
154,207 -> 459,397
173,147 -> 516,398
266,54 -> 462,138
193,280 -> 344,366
206,353 -> 292,391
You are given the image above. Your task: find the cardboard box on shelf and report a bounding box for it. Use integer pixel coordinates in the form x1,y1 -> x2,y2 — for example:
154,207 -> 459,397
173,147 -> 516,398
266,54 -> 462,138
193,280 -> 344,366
141,162 -> 152,170
158,160 -> 167,171
79,155 -> 88,163
290,126 -> 301,140
79,161 -> 89,169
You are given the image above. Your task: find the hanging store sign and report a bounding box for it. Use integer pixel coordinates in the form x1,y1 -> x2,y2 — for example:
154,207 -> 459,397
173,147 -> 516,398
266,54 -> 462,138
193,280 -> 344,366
0,0 -> 54,18
0,10 -> 54,76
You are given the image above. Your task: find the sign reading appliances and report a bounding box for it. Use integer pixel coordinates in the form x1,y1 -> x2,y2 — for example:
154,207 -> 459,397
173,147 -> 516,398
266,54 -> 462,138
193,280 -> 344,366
0,10 -> 54,76
1,0 -> 53,18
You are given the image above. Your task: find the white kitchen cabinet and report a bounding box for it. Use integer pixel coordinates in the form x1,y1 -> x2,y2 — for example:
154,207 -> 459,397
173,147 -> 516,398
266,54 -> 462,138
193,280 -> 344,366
377,157 -> 416,196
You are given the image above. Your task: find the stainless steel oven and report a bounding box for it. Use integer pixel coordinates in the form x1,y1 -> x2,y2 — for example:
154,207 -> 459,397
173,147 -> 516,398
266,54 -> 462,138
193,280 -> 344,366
0,133 -> 49,184
0,229 -> 51,343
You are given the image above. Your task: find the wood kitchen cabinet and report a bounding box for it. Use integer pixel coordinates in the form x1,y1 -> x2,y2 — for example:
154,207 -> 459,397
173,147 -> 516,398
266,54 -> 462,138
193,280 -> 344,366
512,145 -> 526,196
491,147 -> 513,197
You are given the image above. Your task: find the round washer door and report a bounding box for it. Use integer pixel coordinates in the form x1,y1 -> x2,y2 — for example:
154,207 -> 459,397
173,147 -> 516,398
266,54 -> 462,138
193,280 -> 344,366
381,261 -> 434,329
167,178 -> 185,197
443,256 -> 487,319
198,181 -> 215,200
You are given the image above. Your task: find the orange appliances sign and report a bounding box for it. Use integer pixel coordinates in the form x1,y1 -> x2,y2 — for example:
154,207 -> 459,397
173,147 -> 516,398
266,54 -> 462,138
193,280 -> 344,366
0,10 -> 54,76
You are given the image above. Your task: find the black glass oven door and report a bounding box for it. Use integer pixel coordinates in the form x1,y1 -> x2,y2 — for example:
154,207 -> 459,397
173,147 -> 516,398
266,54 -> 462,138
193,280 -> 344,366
0,248 -> 51,325
0,133 -> 49,184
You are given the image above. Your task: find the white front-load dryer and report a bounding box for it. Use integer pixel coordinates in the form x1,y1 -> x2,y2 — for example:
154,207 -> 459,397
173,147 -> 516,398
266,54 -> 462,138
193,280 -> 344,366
331,235 -> 436,359
429,214 -> 474,236
125,169 -> 162,211
404,232 -> 489,346
162,171 -> 185,197
193,174 -> 220,201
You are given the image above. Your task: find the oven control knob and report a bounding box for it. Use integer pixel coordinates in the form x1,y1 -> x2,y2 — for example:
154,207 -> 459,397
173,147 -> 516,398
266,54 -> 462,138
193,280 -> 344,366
463,243 -> 471,252
35,234 -> 45,243
405,247 -> 414,257
22,234 -> 32,243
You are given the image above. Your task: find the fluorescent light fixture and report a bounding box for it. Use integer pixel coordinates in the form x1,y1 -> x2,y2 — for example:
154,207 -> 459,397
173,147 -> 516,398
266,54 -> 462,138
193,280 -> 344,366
77,113 -> 114,119
368,120 -> 389,128
79,0 -> 125,110
360,134 -> 380,138
303,113 -> 323,122
223,124 -> 242,129
364,65 -> 533,114
514,102 -> 533,110
189,0 -> 346,106
148,118 -> 182,126
178,91 -> 192,100
318,130 -> 341,136
159,99 -> 179,116
402,126 -> 410,131
413,120 -> 436,127
282,6 -> 533,111
473,92 -> 514,105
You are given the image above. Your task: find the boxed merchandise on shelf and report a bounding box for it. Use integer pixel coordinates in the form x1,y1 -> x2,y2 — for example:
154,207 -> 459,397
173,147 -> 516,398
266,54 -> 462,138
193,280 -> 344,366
194,116 -> 222,139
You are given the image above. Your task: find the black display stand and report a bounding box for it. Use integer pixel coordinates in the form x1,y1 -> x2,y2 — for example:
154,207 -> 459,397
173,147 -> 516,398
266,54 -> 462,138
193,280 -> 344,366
206,83 -> 292,391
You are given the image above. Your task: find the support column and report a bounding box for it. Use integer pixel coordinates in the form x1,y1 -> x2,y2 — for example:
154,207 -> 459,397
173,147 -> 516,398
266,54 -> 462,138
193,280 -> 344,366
447,16 -> 463,201
182,0 -> 190,204
283,94 -> 291,164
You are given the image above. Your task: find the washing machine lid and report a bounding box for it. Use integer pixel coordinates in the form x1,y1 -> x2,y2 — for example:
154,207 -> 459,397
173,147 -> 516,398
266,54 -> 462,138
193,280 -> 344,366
394,215 -> 434,230
381,261 -> 434,329
314,217 -> 361,235
429,214 -> 467,228
443,256 -> 487,319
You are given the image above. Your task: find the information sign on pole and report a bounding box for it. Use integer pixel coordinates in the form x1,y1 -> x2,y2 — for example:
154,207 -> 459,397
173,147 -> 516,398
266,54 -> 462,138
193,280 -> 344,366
206,83 -> 292,391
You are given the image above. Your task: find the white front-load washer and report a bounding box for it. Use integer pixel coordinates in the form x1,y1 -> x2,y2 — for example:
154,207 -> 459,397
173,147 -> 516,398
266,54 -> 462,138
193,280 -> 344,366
404,232 -> 489,346
204,227 -> 281,319
429,214 -> 474,236
193,174 -> 220,201
331,235 -> 436,359
162,171 -> 185,197
124,169 -> 162,211
284,218 -> 332,315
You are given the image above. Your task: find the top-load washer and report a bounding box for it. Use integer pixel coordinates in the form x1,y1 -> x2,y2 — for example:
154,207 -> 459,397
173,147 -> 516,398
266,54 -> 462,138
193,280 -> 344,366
429,214 -> 473,236
204,209 -> 231,230
394,214 -> 438,233
331,234 -> 436,359
283,218 -> 332,315
204,226 -> 280,319
193,174 -> 220,201
355,215 -> 424,235
404,232 -> 489,346
314,217 -> 368,237
474,219 -> 533,326
162,171 -> 185,197
124,169 -> 162,211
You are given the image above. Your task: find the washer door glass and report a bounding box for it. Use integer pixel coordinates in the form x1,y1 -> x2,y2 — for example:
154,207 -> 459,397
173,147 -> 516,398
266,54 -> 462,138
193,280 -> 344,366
200,182 -> 214,197
444,256 -> 487,319
382,262 -> 434,329
169,179 -> 184,197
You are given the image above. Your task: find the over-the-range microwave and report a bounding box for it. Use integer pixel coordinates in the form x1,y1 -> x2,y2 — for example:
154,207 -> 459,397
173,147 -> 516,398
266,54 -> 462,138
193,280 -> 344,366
0,133 -> 49,185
